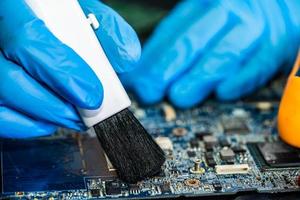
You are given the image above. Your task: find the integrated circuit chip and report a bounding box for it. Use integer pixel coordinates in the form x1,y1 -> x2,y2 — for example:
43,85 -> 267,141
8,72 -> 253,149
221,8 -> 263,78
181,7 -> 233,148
248,141 -> 300,170
257,142 -> 300,168
222,118 -> 249,135
203,136 -> 218,151
105,181 -> 122,196
220,148 -> 235,161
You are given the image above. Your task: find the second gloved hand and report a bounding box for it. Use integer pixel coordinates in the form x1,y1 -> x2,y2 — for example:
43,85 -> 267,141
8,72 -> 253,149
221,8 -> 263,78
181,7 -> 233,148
0,0 -> 141,138
122,0 -> 300,108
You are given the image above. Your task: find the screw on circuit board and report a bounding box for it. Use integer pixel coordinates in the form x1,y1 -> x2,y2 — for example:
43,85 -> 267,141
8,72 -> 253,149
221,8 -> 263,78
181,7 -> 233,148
190,160 -> 205,174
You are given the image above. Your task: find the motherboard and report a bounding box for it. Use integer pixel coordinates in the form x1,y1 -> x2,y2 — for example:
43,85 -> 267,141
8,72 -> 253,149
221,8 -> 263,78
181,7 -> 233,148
1,83 -> 300,199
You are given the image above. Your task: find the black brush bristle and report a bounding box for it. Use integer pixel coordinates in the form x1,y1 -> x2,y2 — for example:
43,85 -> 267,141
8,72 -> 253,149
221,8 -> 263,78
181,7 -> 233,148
93,108 -> 166,183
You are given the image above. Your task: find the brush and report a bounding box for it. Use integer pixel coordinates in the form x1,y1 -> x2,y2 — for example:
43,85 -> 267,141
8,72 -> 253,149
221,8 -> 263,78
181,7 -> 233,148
26,0 -> 165,183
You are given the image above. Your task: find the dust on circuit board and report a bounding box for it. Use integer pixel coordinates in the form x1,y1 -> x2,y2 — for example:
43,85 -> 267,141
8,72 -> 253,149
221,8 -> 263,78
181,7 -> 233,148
1,97 -> 300,199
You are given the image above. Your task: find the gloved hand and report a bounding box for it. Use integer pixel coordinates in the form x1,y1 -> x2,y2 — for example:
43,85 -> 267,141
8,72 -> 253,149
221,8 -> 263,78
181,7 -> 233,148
122,0 -> 300,108
0,0 -> 141,138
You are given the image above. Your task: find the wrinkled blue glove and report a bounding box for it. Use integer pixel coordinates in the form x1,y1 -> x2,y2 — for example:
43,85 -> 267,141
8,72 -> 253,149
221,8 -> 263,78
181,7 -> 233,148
122,0 -> 300,108
0,0 -> 141,138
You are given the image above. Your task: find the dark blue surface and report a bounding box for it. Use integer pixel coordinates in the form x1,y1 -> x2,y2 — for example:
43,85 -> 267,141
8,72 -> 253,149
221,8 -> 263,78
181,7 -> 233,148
2,138 -> 85,192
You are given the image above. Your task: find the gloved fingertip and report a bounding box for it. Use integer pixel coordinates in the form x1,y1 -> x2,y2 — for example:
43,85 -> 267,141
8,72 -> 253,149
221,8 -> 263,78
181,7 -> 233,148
168,83 -> 205,109
77,122 -> 88,131
113,34 -> 142,74
81,0 -> 142,74
84,87 -> 103,110
216,81 -> 243,101
34,124 -> 57,137
133,80 -> 164,105
74,78 -> 104,110
65,120 -> 86,132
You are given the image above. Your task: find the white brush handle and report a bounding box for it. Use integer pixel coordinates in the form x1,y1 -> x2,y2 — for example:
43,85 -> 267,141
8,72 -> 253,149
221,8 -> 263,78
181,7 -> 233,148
26,0 -> 131,127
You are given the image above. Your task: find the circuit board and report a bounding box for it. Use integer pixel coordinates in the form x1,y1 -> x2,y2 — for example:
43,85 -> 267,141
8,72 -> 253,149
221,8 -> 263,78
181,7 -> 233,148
1,93 -> 300,199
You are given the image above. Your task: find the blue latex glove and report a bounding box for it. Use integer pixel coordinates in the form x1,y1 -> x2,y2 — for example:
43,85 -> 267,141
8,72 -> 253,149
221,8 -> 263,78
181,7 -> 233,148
122,0 -> 300,108
0,0 -> 141,138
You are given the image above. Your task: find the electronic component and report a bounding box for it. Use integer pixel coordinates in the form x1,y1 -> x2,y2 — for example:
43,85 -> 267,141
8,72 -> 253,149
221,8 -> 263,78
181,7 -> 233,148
129,184 -> 140,195
90,189 -> 101,197
205,152 -> 214,159
220,148 -> 235,161
215,164 -> 250,175
155,136 -> 173,150
172,127 -> 188,137
220,138 -> 230,147
203,135 -> 218,145
212,182 -> 222,192
250,142 -> 300,169
256,102 -> 273,111
232,146 -> 246,154
232,109 -> 248,117
258,142 -> 300,168
190,140 -> 199,148
105,181 -> 122,196
162,103 -> 176,122
187,151 -> 196,157
195,131 -> 212,140
160,183 -> 172,194
207,159 -> 217,168
222,117 -> 249,134
205,152 -> 216,167
203,135 -> 218,150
